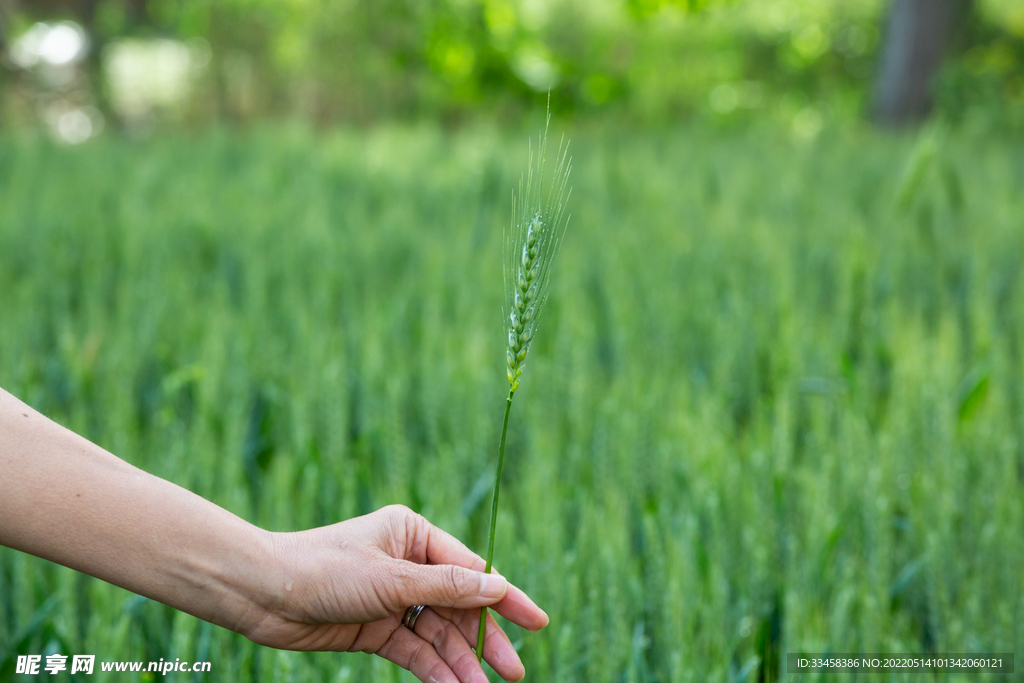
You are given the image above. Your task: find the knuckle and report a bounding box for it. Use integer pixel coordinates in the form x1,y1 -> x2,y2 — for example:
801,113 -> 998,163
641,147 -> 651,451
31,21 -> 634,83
449,608 -> 469,628
452,650 -> 481,678
381,504 -> 413,526
442,564 -> 465,602
408,638 -> 426,663
432,620 -> 456,651
378,505 -> 422,557
426,661 -> 451,683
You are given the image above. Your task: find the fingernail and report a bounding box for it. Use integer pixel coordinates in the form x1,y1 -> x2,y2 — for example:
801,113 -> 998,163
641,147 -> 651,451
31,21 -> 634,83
480,573 -> 508,599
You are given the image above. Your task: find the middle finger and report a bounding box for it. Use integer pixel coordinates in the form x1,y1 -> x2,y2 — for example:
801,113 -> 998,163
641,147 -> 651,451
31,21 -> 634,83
429,606 -> 525,682
411,608 -> 489,683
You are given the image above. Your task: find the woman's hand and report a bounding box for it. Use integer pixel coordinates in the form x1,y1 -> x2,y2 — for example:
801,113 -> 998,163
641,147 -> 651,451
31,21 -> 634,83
244,505 -> 547,683
0,388 -> 546,683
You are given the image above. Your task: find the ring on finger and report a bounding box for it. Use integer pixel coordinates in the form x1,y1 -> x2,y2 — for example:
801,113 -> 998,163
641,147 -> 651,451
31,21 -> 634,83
402,604 -> 427,632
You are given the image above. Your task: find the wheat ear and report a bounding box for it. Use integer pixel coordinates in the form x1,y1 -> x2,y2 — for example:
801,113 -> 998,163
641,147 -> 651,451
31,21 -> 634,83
477,113 -> 571,662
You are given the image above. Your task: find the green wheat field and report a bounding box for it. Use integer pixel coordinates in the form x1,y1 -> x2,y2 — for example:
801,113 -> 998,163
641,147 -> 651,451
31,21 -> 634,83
1,123 -> 1022,682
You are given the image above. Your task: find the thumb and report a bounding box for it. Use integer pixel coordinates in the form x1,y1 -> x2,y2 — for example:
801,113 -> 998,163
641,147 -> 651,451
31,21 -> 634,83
386,559 -> 508,611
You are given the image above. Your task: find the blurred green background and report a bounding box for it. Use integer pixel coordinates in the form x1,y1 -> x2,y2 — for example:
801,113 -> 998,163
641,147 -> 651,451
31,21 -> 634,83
2,1 -> 1024,682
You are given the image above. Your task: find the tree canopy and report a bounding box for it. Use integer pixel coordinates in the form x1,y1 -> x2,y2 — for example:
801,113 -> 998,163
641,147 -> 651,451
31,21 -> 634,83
2,0 -> 1023,129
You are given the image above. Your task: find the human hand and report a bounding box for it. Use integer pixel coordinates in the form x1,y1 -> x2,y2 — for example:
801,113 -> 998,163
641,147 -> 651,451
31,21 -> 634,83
242,505 -> 548,683
0,390 -> 546,681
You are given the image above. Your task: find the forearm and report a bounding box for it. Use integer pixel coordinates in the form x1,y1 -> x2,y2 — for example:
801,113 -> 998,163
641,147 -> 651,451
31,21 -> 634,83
0,387 -> 278,636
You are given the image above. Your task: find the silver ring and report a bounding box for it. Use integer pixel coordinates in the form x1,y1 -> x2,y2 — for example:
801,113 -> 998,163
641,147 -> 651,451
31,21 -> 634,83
403,605 -> 427,632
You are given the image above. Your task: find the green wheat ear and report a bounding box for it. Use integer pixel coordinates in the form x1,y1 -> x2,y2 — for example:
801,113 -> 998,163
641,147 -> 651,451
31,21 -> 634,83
505,128 -> 572,390
477,112 -> 571,661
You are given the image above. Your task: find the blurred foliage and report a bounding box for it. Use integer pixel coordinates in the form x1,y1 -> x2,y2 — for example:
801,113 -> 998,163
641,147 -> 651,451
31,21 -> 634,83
0,0 -> 1022,129
1,121 -> 1023,681
933,0 -> 1024,131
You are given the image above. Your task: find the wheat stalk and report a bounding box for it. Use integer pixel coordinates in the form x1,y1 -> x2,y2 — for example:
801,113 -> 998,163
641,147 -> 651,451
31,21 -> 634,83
477,113 -> 571,662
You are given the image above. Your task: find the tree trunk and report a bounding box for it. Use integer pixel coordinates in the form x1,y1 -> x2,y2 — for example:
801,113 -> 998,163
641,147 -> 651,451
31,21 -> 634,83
872,0 -> 970,126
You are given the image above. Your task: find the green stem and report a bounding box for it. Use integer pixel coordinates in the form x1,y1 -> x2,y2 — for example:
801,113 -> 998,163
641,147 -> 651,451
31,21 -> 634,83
477,387 -> 515,662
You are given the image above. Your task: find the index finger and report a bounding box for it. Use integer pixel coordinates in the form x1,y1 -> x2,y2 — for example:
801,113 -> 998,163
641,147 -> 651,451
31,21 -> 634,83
421,522 -> 487,568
